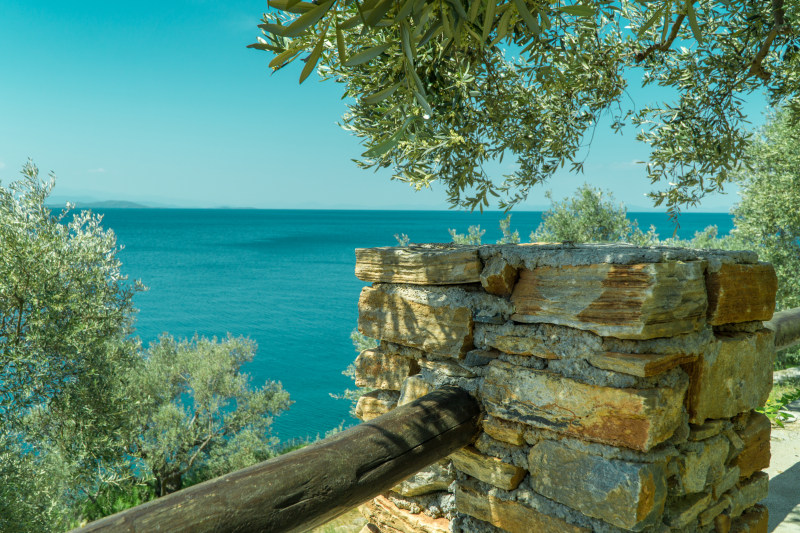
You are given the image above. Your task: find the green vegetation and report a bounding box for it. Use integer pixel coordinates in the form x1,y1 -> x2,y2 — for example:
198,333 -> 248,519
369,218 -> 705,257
0,162 -> 291,531
253,0 -> 798,216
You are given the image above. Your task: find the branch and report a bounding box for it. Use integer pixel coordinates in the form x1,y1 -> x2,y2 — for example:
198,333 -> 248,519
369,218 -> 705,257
635,14 -> 686,63
749,0 -> 793,80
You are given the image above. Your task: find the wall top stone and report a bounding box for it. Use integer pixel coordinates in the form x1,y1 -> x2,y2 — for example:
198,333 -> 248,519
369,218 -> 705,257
477,243 -> 758,270
355,244 -> 481,284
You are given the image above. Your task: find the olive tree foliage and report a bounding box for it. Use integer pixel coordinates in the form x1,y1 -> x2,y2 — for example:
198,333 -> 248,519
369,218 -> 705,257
0,162 -> 143,531
126,335 -> 292,497
530,184 -> 658,244
0,162 -> 141,420
731,106 -> 800,311
0,163 -> 292,530
251,0 -> 799,216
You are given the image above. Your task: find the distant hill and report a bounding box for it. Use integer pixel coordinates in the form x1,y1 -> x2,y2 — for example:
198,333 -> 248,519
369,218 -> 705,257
46,200 -> 153,209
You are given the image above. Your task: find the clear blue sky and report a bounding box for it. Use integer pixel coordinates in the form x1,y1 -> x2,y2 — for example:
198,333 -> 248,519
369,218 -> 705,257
0,0 -> 769,211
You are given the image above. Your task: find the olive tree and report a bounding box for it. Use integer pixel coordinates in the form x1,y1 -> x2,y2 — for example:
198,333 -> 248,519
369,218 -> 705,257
731,106 -> 800,311
251,0 -> 799,217
0,163 -> 293,530
126,335 -> 292,497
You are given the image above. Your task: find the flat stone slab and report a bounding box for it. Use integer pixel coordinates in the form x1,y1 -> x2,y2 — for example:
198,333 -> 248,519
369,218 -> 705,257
589,351 -> 698,377
510,262 -> 707,340
355,244 -> 481,284
482,360 -> 687,451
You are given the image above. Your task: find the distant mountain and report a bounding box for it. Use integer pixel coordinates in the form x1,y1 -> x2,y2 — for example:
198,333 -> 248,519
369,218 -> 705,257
46,199 -> 152,209
79,200 -> 151,208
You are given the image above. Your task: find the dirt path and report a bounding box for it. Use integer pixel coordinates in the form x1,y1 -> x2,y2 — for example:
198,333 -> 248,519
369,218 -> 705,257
766,399 -> 800,532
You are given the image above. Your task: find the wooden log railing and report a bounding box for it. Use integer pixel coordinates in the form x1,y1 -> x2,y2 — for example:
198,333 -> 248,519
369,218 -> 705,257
765,307 -> 800,351
71,386 -> 481,533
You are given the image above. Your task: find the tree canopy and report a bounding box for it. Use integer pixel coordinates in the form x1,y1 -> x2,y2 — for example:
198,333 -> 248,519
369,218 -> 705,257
250,0 -> 799,215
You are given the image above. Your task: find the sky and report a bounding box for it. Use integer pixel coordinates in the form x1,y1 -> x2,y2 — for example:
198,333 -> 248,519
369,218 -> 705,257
0,0 -> 771,211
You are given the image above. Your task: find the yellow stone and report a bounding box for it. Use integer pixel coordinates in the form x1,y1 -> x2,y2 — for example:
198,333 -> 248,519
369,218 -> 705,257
358,286 -> 473,357
454,486 -> 589,533
354,349 -> 419,390
706,263 -> 777,325
450,446 -> 526,490
731,412 -> 771,480
730,504 -> 769,533
480,255 -> 518,296
528,439 -> 667,530
355,245 -> 481,285
589,351 -> 697,377
355,390 -> 398,421
483,360 -> 687,451
482,417 -> 525,446
510,262 -> 707,340
359,496 -> 449,533
686,330 -> 774,423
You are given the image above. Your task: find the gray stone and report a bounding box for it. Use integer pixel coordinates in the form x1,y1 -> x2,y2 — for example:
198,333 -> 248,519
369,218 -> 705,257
528,439 -> 668,531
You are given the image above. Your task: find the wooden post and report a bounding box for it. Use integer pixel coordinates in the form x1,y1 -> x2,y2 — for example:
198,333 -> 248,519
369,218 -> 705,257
765,307 -> 800,351
71,386 -> 481,533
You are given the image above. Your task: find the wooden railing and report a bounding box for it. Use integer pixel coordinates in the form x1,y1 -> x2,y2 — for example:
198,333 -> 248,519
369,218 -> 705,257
71,386 -> 481,533
765,307 -> 800,351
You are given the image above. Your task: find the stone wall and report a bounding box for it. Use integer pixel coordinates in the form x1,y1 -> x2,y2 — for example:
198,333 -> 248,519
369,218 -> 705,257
351,243 -> 777,533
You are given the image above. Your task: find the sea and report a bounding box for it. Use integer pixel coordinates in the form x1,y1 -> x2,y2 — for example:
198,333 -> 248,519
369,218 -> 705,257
91,209 -> 734,442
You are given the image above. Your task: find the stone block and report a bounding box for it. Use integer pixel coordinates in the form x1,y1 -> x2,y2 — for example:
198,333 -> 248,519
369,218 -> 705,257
688,419 -> 726,441
482,360 -> 687,451
393,461 -> 454,497
706,263 -> 777,325
727,472 -> 769,518
686,330 -> 774,423
699,498 -> 731,526
713,466 -> 741,500
476,322 -> 571,359
589,351 -> 697,377
397,375 -> 432,406
664,492 -> 712,529
677,435 -> 729,493
451,446 -> 526,490
355,245 -> 482,285
355,390 -> 398,421
358,285 -> 474,357
482,416 -> 525,446
419,359 -> 475,378
480,254 -> 518,295
355,349 -> 419,390
359,525 -> 380,533
454,485 -> 589,533
462,349 -> 499,367
730,504 -> 768,533
731,412 -> 771,480
510,262 -> 707,339
359,495 -> 449,533
528,439 -> 667,530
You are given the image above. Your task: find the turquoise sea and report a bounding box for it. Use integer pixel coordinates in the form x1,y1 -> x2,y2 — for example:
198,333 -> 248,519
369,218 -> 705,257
94,209 -> 734,442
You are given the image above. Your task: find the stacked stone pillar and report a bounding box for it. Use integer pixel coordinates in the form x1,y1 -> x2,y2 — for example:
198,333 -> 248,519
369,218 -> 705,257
352,243 -> 778,533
